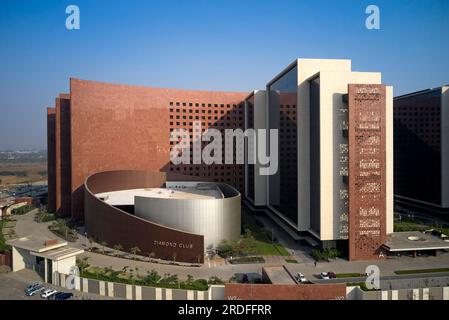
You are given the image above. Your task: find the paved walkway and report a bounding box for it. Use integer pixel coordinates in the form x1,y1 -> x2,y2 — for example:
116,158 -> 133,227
12,210 -> 449,282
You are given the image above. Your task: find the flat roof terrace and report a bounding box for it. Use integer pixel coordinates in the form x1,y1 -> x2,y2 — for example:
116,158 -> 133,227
262,266 -> 296,285
384,231 -> 449,252
96,183 -> 223,206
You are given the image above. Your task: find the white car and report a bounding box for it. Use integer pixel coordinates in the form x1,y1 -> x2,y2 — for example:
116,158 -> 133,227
41,289 -> 58,299
320,272 -> 330,280
296,273 -> 307,283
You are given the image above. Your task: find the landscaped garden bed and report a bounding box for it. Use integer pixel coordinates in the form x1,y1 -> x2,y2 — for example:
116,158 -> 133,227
77,258 -> 223,290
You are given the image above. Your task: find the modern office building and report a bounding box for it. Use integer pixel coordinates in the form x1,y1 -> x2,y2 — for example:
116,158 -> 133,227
47,79 -> 246,219
394,86 -> 449,215
244,59 -> 394,260
47,58 -> 394,261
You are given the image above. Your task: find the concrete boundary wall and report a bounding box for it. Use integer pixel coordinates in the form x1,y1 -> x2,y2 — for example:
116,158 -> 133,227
55,272 -> 224,300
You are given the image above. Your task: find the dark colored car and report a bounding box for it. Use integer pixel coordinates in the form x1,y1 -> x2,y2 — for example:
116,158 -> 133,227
328,272 -> 336,279
54,292 -> 73,300
24,283 -> 41,293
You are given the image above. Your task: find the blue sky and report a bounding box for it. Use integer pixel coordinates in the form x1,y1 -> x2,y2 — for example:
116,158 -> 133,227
0,0 -> 448,150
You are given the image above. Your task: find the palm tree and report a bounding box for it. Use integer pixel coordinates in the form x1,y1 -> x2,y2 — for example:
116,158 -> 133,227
113,244 -> 123,257
88,237 -> 94,252
147,251 -> 156,262
100,241 -> 108,254
130,246 -> 141,260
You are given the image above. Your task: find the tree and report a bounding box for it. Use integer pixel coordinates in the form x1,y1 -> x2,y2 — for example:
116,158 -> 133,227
216,240 -> 234,258
100,241 -> 108,255
147,251 -> 156,262
77,256 -> 90,272
88,237 -> 94,252
130,246 -> 141,260
113,244 -> 123,257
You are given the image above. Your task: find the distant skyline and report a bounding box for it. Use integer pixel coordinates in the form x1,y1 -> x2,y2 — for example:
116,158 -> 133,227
0,0 -> 448,150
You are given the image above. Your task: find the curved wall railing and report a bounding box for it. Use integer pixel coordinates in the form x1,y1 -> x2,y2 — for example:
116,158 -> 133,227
84,170 -> 207,263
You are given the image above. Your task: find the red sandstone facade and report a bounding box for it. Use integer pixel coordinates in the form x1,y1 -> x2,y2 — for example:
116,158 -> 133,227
348,84 -> 387,260
47,78 -> 246,219
224,283 -> 347,300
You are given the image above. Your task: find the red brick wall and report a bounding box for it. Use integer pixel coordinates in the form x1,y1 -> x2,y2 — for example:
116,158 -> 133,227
224,283 -> 347,300
55,94 -> 71,217
0,251 -> 12,267
47,108 -> 56,213
64,78 -> 246,220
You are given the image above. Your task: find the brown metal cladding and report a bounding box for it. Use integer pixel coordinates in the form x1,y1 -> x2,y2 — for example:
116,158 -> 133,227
84,170 -> 213,263
348,84 -> 387,261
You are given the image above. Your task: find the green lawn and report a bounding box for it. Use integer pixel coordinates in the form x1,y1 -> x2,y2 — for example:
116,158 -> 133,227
2,221 -> 16,228
229,256 -> 265,264
394,268 -> 449,275
242,211 -> 289,256
394,218 -> 449,236
336,273 -> 365,278
285,259 -> 298,264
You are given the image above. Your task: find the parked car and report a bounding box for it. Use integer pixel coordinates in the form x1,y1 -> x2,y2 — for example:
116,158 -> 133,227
320,272 -> 330,280
327,271 -> 336,279
41,289 -> 58,299
24,282 -> 41,293
25,285 -> 45,296
54,292 -> 73,300
296,273 -> 307,283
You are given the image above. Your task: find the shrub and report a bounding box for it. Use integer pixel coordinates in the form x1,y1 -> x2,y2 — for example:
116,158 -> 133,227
34,211 -> 55,223
311,248 -> 341,261
49,219 -> 78,242
216,240 -> 234,258
12,204 -> 34,215
229,256 -> 265,264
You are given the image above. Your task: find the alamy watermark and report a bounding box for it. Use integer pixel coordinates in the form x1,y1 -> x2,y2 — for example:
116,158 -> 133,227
365,5 -> 380,30
170,121 -> 279,176
66,5 -> 80,30
365,265 -> 380,290
65,265 -> 80,289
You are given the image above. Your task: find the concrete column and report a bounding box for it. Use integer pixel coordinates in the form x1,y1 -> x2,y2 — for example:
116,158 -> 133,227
99,281 -> 105,296
60,274 -> 66,288
125,285 -> 132,300
443,287 -> 449,300
135,286 -> 142,300
391,290 -> 398,300
187,290 -> 194,300
107,282 -> 114,298
422,288 -> 429,300
82,278 -> 89,293
155,288 -> 162,300
412,289 -> 420,300
44,258 -> 48,283
165,289 -> 173,300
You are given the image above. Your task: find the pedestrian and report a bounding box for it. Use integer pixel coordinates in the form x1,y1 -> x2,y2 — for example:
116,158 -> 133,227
314,260 -> 317,267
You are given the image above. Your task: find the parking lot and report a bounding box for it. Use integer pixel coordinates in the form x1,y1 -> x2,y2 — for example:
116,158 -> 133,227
0,269 -> 117,300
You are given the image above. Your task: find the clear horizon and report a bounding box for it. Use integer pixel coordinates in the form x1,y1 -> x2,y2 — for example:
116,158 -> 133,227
1,0 -> 448,150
